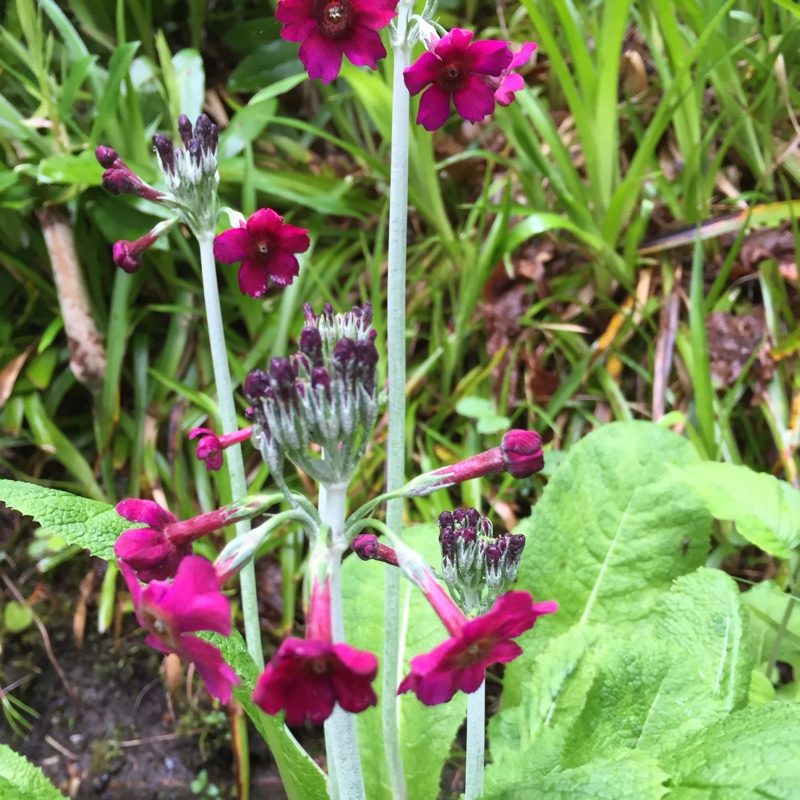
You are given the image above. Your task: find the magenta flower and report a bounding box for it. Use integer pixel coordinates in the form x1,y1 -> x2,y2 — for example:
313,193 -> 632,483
213,209 -> 310,299
487,42 -> 537,106
403,28 -> 513,131
120,556 -> 239,703
500,429 -> 544,478
398,589 -> 557,705
189,425 -> 254,471
115,499 -> 236,582
276,0 -> 399,84
252,576 -> 378,724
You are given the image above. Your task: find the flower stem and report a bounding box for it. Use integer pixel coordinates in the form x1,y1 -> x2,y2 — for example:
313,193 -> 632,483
197,234 -> 262,669
465,679 -> 486,800
384,4 -> 414,797
321,482 -> 367,800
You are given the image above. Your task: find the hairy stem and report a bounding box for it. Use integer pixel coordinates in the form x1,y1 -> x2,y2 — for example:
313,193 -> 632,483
384,4 -> 415,797
321,482 -> 367,800
197,234 -> 262,669
465,679 -> 486,800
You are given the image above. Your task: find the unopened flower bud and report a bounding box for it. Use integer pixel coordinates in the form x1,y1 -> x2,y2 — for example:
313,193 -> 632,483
95,145 -> 119,169
438,511 -> 454,529
299,327 -> 324,366
178,114 -> 193,147
311,367 -> 332,399
501,429 -> 544,478
244,369 -> 271,401
353,534 -> 399,567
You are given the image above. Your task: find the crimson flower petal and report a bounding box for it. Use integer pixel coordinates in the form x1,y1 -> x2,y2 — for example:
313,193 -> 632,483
213,227 -> 252,264
417,85 -> 453,132
453,75 -> 497,122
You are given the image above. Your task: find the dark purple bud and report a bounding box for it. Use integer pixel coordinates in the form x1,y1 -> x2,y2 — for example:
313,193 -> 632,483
311,367 -> 332,400
453,508 -> 468,526
466,507 -> 481,527
507,534 -> 526,560
478,517 -> 493,536
194,114 -> 212,148
439,527 -> 457,563
112,241 -> 142,273
496,535 -> 508,553
303,303 -> 316,325
484,544 -> 502,568
501,429 -> 544,478
361,302 -> 374,327
178,115 -> 193,148
244,406 -> 255,422
354,339 -> 379,369
438,510 -> 454,530
299,327 -> 323,366
323,302 -> 335,317
152,133 -> 175,174
295,380 -> 306,399
209,122 -> 219,153
333,338 -> 356,371
244,369 -> 271,400
95,145 -> 119,168
460,526 -> 477,546
270,357 -> 296,389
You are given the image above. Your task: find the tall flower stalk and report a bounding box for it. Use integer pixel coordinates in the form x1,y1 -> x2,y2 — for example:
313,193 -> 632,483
384,2 -> 416,796
197,235 -> 263,667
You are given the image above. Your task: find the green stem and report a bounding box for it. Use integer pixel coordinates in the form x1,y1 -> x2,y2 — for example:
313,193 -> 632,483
465,679 -> 486,800
384,5 -> 414,797
321,482 -> 367,800
197,234 -> 262,669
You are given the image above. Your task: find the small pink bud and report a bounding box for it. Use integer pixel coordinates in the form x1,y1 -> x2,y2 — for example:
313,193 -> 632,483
112,240 -> 143,273
500,430 -> 544,478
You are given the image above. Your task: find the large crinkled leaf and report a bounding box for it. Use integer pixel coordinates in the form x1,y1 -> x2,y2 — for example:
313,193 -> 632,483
0,480 -> 126,561
563,569 -> 751,764
0,745 -> 66,800
485,626 -> 605,793
670,461 -> 800,557
205,629 -> 328,800
662,703 -> 800,798
505,421 -> 711,706
489,752 -> 669,800
341,524 -> 467,800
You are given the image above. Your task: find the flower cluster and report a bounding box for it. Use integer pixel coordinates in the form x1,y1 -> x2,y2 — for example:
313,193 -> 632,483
404,29 -> 537,131
276,0 -> 399,84
245,303 -> 379,486
96,113 -> 221,270
438,507 -> 526,613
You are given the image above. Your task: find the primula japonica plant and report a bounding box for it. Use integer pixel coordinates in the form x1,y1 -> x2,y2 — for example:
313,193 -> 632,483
3,2 -> 800,800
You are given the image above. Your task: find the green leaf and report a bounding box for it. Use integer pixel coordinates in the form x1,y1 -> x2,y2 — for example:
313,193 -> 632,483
206,629 -> 328,800
0,480 -> 123,560
0,744 -> 66,800
490,752 -> 669,800
173,49 -> 205,122
662,703 -> 800,798
3,601 -> 33,634
341,525 -> 467,800
741,580 -> 800,671
35,150 -> 103,186
485,626 -> 606,792
670,461 -> 800,557
563,569 -> 751,764
505,421 -> 711,705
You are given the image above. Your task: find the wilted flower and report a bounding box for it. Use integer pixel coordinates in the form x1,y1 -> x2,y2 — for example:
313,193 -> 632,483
398,590 -> 557,705
403,28 -> 512,131
252,576 -> 378,724
120,556 -> 239,703
190,425 -> 254,471
213,208 -> 310,298
276,0 -> 399,84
